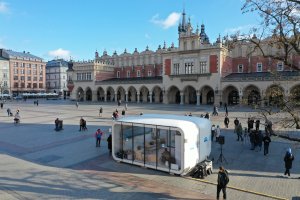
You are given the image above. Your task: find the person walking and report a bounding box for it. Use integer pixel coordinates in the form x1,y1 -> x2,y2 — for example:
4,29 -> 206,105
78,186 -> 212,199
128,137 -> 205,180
99,107 -> 103,117
216,125 -> 221,142
107,134 -> 112,153
236,122 -> 243,141
0,102 -> 3,109
125,103 -> 128,111
224,115 -> 229,128
234,118 -> 239,133
217,166 -> 229,200
95,129 -> 103,147
255,119 -> 260,131
7,108 -> 11,116
76,101 -> 79,109
121,109 -> 125,116
211,125 -> 216,141
224,103 -> 228,115
79,117 -> 84,131
284,148 -> 295,176
36,100 -> 39,106
263,134 -> 271,155
257,131 -> 263,151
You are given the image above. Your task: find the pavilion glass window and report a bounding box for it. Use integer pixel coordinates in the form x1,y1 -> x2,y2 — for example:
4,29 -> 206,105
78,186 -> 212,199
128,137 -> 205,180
114,122 -> 182,172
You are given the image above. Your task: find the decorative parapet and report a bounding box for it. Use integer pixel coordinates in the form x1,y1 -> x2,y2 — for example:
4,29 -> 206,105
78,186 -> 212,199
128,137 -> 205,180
95,77 -> 162,85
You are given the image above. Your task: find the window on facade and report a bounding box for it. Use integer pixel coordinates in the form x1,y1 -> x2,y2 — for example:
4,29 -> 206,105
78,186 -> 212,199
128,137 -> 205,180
77,73 -> 82,81
21,82 -> 25,88
257,63 -> 263,72
39,76 -> 43,81
13,62 -> 17,68
82,73 -> 87,80
33,64 -> 37,69
27,70 -> 31,74
3,73 -> 7,78
117,71 -> 120,78
28,64 -> 31,68
14,82 -> 18,88
33,70 -> 37,75
39,83 -> 43,88
127,71 -> 130,78
27,76 -> 31,81
238,64 -> 243,73
199,61 -> 207,74
33,83 -> 37,88
137,70 -> 140,77
184,41 -> 187,50
185,62 -> 193,74
27,83 -> 31,88
148,70 -> 152,77
14,76 -> 18,80
173,63 -> 180,75
21,69 -> 25,74
87,72 -> 92,80
21,76 -> 25,81
33,76 -> 37,81
277,62 -> 284,71
21,63 -> 25,68
160,68 -> 163,76
14,69 -> 18,74
4,81 -> 7,86
54,82 -> 57,88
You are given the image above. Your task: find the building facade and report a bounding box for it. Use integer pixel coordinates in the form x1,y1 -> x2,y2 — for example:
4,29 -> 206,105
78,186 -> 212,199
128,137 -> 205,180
0,56 -> 10,95
46,59 -> 69,96
68,11 -> 300,106
0,49 -> 46,96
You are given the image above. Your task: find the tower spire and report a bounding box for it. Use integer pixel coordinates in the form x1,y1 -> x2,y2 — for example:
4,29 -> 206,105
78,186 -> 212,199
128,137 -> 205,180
181,8 -> 186,32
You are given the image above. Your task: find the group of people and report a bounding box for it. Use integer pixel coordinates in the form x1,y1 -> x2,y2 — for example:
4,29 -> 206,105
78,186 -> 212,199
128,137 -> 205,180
79,117 -> 87,131
94,128 -> 112,153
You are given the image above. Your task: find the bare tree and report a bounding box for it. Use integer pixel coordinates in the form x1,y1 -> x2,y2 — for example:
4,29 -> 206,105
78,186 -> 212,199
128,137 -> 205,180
240,0 -> 300,70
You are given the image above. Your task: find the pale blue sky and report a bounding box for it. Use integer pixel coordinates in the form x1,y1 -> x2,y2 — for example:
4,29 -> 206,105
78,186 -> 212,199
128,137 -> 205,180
0,0 -> 258,61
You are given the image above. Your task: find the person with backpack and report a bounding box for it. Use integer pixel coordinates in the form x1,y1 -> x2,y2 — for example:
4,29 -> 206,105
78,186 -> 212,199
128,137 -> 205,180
217,166 -> 229,200
95,129 -> 103,147
284,148 -> 295,176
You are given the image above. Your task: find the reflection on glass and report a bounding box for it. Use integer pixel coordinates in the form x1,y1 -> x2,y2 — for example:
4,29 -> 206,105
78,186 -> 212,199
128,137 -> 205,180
133,125 -> 144,163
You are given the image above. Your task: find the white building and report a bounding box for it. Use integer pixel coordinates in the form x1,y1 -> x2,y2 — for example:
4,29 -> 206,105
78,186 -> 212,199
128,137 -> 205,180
46,59 -> 68,96
0,56 -> 10,95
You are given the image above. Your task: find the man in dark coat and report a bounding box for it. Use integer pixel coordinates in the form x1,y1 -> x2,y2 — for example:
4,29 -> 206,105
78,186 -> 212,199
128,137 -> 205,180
234,118 -> 239,133
255,119 -> 260,131
263,134 -> 271,155
284,148 -> 295,176
107,134 -> 112,153
217,166 -> 229,200
224,115 -> 229,128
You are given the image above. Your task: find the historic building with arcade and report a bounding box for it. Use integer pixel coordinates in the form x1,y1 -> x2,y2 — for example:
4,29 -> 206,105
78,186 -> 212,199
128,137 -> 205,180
67,11 -> 300,106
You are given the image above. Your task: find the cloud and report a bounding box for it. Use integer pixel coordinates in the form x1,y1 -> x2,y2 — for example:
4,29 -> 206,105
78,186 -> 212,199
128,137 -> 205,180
150,12 -> 181,29
0,1 -> 9,14
145,33 -> 151,39
48,48 -> 71,60
224,24 -> 256,34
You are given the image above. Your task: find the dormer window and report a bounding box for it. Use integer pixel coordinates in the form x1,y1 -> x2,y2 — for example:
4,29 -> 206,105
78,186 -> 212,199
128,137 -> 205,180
117,71 -> 120,78
137,70 -> 140,77
277,62 -> 284,71
257,63 -> 262,72
238,64 -> 243,73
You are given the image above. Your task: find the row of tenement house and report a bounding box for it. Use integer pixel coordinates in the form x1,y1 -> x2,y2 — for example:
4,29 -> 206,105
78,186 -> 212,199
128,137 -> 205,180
1,11 -> 299,105
67,11 -> 300,106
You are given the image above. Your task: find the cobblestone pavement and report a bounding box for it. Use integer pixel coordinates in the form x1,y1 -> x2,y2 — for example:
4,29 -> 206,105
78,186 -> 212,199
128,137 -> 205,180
0,99 -> 299,200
